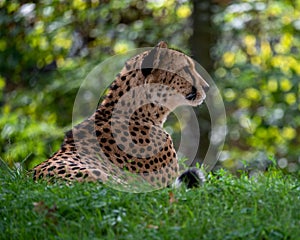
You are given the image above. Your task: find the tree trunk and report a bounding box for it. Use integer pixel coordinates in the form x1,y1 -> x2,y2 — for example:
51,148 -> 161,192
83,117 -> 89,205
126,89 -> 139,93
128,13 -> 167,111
189,0 -> 217,165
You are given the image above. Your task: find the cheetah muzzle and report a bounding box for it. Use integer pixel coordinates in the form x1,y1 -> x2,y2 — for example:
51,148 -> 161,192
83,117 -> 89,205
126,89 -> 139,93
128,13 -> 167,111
33,41 -> 209,191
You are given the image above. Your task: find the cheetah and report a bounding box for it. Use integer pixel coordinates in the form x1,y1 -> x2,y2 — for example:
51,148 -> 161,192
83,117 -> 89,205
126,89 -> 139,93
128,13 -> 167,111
33,41 -> 209,191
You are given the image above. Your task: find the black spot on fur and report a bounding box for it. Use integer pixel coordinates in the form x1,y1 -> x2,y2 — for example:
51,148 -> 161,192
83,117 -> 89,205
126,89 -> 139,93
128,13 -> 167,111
48,166 -> 56,172
104,146 -> 112,151
92,170 -> 101,176
58,170 -> 66,175
117,144 -> 125,151
75,172 -> 83,178
110,84 -> 119,90
103,128 -> 110,133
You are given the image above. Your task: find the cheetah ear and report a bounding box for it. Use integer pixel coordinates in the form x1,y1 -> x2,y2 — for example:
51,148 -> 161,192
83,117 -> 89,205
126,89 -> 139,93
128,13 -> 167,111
156,41 -> 168,48
141,41 -> 168,78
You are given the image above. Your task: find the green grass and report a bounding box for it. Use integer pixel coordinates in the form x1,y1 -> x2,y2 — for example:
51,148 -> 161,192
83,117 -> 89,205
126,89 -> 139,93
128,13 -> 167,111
0,167 -> 299,240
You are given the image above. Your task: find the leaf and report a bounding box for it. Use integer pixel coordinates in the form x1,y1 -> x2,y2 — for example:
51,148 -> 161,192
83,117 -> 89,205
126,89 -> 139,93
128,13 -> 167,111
147,224 -> 159,229
169,191 -> 178,204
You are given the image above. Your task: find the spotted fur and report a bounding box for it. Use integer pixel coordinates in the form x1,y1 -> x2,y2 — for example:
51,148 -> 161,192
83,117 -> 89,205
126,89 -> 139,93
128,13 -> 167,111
33,42 -> 209,189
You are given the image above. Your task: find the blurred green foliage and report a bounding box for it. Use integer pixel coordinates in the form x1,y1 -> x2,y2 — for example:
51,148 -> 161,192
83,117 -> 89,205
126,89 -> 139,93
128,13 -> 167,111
1,0 -> 299,173
213,0 -> 300,171
0,0 -> 192,169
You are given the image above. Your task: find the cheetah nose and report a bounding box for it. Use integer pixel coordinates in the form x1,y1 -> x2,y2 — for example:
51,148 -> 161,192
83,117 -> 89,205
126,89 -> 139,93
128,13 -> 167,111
203,85 -> 209,93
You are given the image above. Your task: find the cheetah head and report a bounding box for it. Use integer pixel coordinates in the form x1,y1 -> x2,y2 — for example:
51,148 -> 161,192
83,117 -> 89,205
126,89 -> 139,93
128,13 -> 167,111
139,41 -> 210,107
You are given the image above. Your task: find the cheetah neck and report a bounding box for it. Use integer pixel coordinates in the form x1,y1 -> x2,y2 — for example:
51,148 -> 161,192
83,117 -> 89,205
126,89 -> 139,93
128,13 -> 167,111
95,72 -> 172,127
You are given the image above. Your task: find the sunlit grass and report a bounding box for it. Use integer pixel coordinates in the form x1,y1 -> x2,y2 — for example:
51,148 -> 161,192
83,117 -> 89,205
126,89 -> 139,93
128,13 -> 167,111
1,167 -> 299,240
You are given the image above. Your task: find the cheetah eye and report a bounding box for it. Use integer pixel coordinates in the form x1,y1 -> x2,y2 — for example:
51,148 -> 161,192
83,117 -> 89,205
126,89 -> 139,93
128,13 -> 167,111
185,86 -> 197,101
